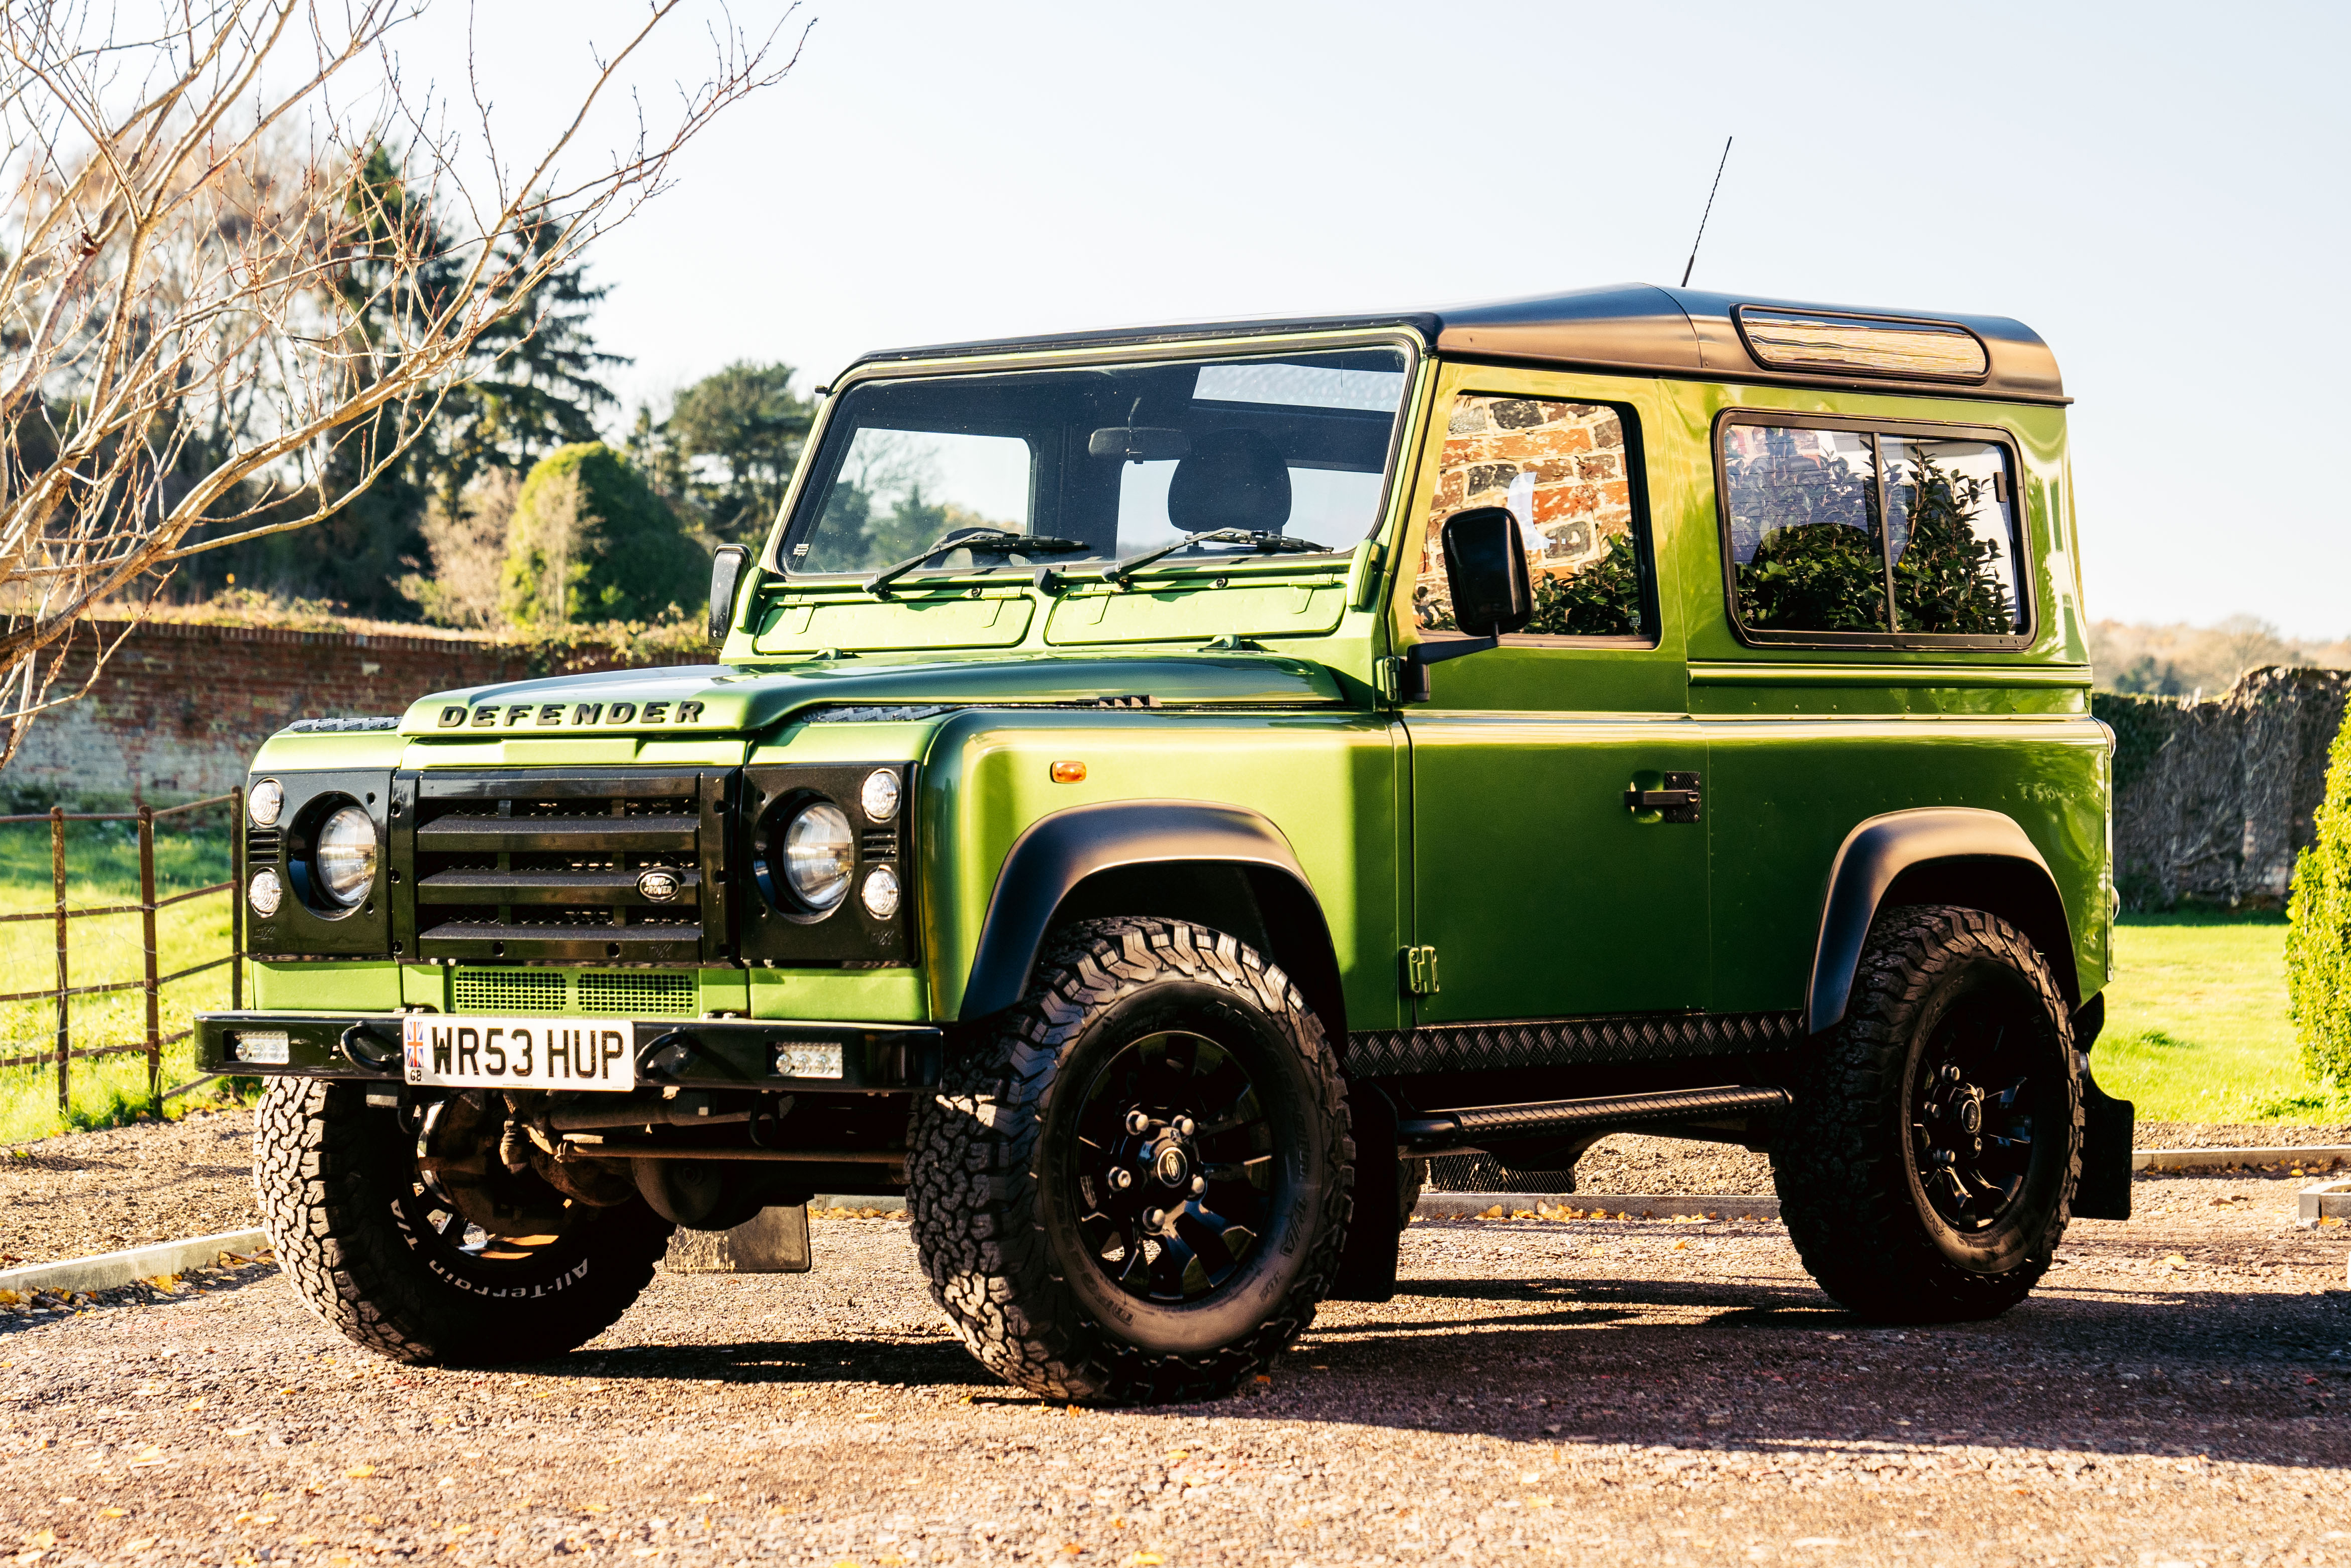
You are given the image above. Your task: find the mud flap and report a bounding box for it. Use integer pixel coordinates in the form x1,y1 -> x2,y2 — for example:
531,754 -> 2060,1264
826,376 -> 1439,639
1330,1081 -> 1400,1302
2074,1066 -> 2135,1221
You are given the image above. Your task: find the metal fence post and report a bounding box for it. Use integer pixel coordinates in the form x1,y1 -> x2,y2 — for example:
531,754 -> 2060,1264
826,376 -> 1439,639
51,804 -> 67,1114
230,785 -> 244,1012
140,805 -> 160,1116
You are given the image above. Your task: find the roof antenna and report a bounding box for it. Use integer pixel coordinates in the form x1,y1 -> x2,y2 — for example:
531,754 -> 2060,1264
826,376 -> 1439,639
1679,136 -> 1733,289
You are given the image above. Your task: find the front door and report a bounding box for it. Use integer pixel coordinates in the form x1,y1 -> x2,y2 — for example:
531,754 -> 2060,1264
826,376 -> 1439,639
1402,376 -> 1708,1024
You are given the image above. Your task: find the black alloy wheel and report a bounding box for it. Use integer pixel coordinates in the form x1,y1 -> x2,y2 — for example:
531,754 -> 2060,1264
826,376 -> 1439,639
1069,1030 -> 1273,1305
1909,999 -> 2042,1232
908,916 -> 1352,1404
1770,903 -> 2081,1323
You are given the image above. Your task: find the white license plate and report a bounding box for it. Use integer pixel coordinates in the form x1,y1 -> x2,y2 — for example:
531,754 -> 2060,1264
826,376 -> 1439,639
402,1016 -> 637,1091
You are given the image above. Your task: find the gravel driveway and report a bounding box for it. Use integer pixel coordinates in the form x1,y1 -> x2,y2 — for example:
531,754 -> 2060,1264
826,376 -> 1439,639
4,1166 -> 2346,1566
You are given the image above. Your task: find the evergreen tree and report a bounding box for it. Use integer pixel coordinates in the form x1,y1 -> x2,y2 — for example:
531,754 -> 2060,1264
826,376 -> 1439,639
663,361 -> 813,543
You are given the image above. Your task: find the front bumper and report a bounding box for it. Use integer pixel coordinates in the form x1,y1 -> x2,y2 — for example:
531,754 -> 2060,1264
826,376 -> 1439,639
195,1011 -> 944,1092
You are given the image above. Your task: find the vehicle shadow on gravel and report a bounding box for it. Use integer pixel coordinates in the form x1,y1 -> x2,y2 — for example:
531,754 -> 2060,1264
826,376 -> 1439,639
570,1336 -> 997,1389
1256,1275 -> 2350,1471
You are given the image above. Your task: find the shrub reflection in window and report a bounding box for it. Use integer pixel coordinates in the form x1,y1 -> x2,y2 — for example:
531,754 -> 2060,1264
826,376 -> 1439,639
1724,423 -> 2021,636
1416,397 -> 1648,637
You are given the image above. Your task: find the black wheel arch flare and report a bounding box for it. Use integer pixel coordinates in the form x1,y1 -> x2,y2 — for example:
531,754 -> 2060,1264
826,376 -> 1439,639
1807,807 -> 2083,1035
959,799 -> 1345,1038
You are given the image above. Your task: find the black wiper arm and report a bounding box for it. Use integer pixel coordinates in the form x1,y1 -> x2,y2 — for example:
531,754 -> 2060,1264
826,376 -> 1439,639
1102,528 -> 1330,587
865,530 -> 1089,596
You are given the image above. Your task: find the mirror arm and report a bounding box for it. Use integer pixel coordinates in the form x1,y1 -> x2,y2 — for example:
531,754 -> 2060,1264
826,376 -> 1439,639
1396,635 -> 1500,702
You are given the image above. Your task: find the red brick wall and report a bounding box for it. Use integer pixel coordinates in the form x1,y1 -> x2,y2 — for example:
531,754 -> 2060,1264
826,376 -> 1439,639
4,619 -> 705,806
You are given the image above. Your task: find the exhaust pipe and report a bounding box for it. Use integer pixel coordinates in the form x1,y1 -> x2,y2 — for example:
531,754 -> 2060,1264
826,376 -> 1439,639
1398,1085 -> 1792,1157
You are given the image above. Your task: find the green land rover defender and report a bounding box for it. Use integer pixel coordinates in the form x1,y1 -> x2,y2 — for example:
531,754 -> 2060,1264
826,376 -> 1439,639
201,283 -> 2133,1403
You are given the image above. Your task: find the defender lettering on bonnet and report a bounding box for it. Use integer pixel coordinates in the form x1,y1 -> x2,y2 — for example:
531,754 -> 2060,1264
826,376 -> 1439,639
437,699 -> 706,728
202,281 -> 2121,1413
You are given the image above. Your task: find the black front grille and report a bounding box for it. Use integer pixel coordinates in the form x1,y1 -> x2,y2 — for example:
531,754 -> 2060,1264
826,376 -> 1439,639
398,770 -> 731,964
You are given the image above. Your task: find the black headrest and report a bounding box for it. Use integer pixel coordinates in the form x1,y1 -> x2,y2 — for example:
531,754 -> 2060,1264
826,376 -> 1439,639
1166,428 -> 1291,533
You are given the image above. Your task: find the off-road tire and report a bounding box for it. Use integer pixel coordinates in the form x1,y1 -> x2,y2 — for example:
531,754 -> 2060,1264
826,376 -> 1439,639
1771,904 -> 2081,1322
254,1077 -> 674,1364
909,917 -> 1353,1403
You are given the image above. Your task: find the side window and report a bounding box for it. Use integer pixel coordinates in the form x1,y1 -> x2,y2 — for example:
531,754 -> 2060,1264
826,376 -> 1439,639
1721,419 -> 2026,639
1416,396 -> 1651,638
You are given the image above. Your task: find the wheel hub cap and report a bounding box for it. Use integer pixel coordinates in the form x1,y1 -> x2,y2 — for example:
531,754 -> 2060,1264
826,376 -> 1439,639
1911,1012 -> 2039,1232
1070,1030 -> 1275,1304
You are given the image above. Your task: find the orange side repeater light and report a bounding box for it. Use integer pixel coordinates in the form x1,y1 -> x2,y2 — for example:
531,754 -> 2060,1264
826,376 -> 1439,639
1050,760 -> 1087,784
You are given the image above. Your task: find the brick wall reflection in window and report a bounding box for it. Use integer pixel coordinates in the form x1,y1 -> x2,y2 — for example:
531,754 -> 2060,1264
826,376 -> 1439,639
1416,397 -> 1648,637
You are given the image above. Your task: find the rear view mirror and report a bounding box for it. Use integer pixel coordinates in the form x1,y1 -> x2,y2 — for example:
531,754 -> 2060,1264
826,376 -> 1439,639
1088,426 -> 1192,462
708,544 -> 750,644
1438,506 -> 1532,637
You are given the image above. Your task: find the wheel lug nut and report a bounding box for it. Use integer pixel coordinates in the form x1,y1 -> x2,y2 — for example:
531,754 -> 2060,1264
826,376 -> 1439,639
1110,1168 -> 1134,1190
1144,1207 -> 1167,1229
1190,1175 -> 1206,1195
1124,1111 -> 1151,1135
1174,1116 -> 1195,1137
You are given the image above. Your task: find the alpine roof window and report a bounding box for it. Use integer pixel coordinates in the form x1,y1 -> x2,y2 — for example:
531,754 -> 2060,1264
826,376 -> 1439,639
1718,415 -> 2028,643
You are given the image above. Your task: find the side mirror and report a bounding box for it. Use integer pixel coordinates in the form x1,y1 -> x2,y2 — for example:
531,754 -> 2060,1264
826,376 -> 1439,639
1399,507 -> 1532,701
1438,506 -> 1532,636
708,545 -> 750,644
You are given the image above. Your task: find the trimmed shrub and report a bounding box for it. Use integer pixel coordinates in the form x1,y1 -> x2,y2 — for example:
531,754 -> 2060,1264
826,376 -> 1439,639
2286,700 -> 2351,1086
501,442 -> 705,627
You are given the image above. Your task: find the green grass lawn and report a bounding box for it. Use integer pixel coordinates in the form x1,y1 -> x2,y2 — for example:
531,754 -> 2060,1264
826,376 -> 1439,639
0,811 -> 249,1144
2093,909 -> 2348,1126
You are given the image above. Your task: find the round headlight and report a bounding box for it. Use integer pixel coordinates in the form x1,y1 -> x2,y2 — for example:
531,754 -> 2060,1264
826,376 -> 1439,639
313,805 -> 378,906
248,778 -> 284,828
247,866 -> 283,918
860,862 -> 901,919
783,801 -> 854,911
860,769 -> 901,823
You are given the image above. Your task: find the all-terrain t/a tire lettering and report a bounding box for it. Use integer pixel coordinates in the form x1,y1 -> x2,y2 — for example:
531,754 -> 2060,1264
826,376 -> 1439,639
909,917 -> 1354,1403
1771,904 -> 2081,1323
254,1078 -> 674,1364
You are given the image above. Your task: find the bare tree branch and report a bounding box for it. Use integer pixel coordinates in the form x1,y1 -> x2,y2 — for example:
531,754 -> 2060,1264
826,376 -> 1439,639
0,0 -> 804,765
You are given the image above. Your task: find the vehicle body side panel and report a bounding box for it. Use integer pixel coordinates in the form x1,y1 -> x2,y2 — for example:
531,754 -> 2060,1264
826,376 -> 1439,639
917,708 -> 1400,1031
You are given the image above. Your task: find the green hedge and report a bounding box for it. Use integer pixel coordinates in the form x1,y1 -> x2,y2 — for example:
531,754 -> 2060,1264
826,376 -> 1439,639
2287,706 -> 2351,1086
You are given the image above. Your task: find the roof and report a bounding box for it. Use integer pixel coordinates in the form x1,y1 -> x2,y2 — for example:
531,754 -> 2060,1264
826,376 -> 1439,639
849,282 -> 2066,405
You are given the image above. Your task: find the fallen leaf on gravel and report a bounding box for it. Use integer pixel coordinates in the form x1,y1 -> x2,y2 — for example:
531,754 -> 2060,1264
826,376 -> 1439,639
2164,1254 -> 2189,1268
1526,1494 -> 1553,1508
128,1446 -> 165,1466
1121,1555 -> 1163,1567
98,1509 -> 124,1519
343,1465 -> 374,1479
1672,1240 -> 1688,1251
686,1493 -> 716,1504
582,1504 -> 609,1514
24,1531 -> 55,1548
124,1539 -> 155,1551
1253,1375 -> 1270,1385
183,1400 -> 205,1411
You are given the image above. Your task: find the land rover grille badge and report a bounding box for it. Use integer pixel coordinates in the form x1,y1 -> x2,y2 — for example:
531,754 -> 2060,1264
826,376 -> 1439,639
636,869 -> 682,902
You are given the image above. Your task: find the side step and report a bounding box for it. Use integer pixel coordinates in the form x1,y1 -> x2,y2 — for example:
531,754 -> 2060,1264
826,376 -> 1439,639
1397,1085 -> 1793,1156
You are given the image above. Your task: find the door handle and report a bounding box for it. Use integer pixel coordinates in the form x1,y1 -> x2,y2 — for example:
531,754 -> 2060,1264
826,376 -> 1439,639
1623,772 -> 1702,823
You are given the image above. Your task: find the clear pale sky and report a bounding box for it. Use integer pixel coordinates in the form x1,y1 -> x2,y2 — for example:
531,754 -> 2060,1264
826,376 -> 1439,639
392,1 -> 2350,638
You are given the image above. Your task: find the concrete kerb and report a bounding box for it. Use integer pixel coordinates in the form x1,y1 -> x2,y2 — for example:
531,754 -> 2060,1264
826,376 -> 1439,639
0,1229 -> 271,1299
1415,1191 -> 1779,1222
2135,1145 -> 2351,1171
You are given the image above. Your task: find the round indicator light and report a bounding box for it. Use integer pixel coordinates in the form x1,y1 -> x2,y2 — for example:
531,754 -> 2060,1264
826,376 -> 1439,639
860,769 -> 901,823
861,862 -> 902,919
248,867 -> 284,918
248,778 -> 284,827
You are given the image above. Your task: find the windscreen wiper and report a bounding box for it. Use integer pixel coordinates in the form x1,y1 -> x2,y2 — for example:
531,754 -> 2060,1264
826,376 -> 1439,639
1102,528 -> 1330,587
865,529 -> 1089,596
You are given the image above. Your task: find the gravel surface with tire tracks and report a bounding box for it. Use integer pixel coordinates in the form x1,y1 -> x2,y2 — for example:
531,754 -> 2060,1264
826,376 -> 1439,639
4,1168 -> 2347,1566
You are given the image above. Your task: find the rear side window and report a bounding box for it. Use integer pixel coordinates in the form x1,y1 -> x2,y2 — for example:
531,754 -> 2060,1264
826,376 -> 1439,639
1719,417 -> 2027,641
1417,395 -> 1652,639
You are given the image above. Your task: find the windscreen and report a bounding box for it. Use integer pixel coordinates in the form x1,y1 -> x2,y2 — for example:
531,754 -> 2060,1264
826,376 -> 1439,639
777,346 -> 1411,577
